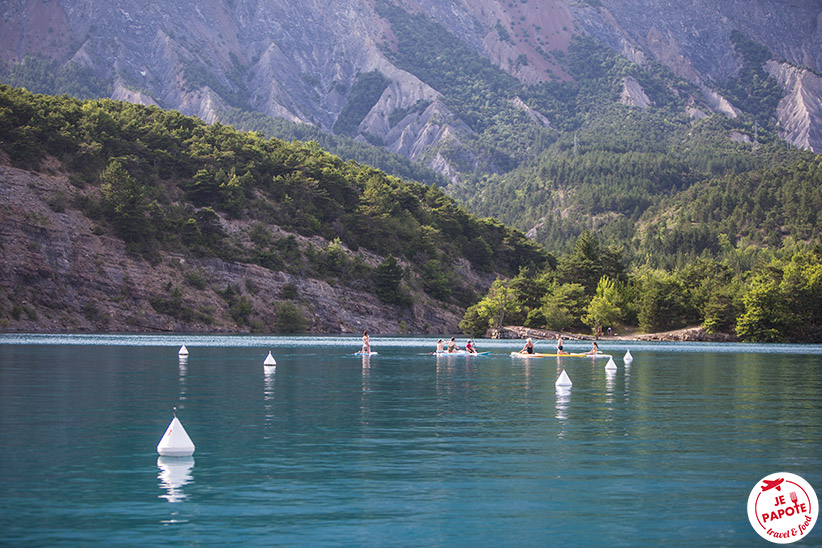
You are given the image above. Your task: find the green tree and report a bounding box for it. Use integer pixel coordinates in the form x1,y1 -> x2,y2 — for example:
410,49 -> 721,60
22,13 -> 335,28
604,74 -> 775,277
374,254 -> 405,304
539,282 -> 587,331
735,272 -> 794,342
636,269 -> 689,333
583,276 -> 623,333
779,251 -> 822,340
275,301 -> 309,333
459,277 -> 521,336
100,160 -> 149,244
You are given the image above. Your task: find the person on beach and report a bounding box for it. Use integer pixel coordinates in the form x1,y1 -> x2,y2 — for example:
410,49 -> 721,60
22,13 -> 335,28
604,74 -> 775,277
520,338 -> 534,354
362,330 -> 370,354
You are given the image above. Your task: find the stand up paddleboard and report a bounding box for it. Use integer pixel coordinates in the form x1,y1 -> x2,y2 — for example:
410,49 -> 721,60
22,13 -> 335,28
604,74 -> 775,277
511,352 -> 612,358
433,350 -> 491,356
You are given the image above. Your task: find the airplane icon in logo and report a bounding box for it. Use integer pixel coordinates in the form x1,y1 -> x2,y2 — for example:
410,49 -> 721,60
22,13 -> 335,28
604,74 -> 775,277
761,478 -> 784,492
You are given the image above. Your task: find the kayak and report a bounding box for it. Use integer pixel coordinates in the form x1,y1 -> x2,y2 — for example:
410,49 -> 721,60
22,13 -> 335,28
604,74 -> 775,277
355,351 -> 378,356
510,352 -> 612,358
434,350 -> 491,356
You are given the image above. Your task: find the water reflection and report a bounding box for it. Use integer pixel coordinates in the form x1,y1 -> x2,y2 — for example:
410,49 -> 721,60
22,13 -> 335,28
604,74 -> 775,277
157,456 -> 194,503
606,367 -> 616,401
360,354 -> 371,425
263,365 -> 276,425
555,386 -> 571,422
178,356 -> 188,402
361,354 -> 371,396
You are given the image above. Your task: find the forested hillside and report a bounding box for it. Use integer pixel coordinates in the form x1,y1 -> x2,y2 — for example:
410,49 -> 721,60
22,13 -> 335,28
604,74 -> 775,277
449,35 -> 822,267
460,231 -> 822,343
0,85 -> 548,333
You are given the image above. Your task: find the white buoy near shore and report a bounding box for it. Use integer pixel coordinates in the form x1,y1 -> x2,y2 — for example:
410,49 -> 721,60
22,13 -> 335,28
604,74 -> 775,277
264,351 -> 276,367
605,357 -> 617,371
623,349 -> 633,364
178,344 -> 189,356
157,408 -> 195,457
555,370 -> 572,387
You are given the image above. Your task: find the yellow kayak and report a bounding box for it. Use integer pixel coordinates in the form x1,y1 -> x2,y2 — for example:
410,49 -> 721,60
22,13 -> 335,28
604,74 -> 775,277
510,352 -> 612,358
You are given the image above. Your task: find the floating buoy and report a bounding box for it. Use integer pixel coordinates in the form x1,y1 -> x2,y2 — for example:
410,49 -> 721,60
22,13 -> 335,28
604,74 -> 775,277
263,351 -> 276,367
555,370 -> 572,387
605,357 -> 617,371
157,407 -> 195,457
624,349 -> 633,364
178,344 -> 189,356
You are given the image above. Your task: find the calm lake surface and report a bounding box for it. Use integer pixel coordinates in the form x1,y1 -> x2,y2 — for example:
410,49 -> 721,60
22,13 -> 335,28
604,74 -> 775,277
1,334 -> 820,547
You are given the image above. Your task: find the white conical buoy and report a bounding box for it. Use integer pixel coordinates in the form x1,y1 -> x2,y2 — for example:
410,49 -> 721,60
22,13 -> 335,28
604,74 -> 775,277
178,344 -> 189,356
605,357 -> 617,371
623,349 -> 633,364
263,351 -> 276,367
555,370 -> 572,387
157,408 -> 195,457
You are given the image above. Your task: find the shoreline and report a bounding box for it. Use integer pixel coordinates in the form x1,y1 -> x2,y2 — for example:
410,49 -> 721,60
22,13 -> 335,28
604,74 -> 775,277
489,325 -> 738,343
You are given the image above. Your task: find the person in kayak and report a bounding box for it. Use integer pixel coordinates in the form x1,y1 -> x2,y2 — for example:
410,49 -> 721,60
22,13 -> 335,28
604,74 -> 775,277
520,338 -> 534,354
447,337 -> 458,353
465,340 -> 478,354
436,339 -> 444,353
362,330 -> 370,354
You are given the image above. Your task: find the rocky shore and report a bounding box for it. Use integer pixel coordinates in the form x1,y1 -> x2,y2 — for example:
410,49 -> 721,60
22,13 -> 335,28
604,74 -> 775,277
490,325 -> 738,343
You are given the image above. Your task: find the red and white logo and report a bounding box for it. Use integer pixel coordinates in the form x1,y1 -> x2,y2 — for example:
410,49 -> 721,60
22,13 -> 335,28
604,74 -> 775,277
748,472 -> 818,544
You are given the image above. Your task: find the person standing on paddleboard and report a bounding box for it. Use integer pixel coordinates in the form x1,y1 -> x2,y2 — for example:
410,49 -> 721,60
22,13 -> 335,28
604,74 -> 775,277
362,330 -> 370,354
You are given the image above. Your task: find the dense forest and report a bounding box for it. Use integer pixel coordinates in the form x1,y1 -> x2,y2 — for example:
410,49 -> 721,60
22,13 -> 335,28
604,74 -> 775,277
0,85 -> 549,330
368,5 -> 822,270
218,107 -> 447,189
460,231 -> 822,343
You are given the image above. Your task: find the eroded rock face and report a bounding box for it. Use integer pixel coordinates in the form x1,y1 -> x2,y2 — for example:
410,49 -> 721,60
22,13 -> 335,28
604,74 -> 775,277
620,76 -> 651,109
766,61 -> 822,153
0,161 -> 465,334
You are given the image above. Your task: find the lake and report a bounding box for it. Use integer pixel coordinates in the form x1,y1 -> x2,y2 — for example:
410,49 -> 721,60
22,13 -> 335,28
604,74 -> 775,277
1,334 -> 820,547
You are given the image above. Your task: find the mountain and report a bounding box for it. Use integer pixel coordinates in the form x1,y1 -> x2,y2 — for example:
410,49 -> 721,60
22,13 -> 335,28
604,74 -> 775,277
2,0 -> 820,180
0,85 -> 548,333
2,0 -> 822,290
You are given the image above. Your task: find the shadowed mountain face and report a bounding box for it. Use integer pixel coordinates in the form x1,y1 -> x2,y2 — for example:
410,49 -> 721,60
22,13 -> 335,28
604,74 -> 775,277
2,0 -> 820,182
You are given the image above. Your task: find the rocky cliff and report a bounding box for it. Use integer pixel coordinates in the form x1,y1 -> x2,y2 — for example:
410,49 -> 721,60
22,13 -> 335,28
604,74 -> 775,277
2,0 -> 819,181
766,60 -> 822,153
0,158 -> 467,334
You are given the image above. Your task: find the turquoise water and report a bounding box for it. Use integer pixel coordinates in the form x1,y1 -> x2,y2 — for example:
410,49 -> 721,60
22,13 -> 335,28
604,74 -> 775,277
1,335 -> 820,547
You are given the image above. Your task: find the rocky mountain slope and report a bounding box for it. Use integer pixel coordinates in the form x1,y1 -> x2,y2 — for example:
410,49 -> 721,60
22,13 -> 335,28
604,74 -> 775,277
0,87 -> 549,333
0,159 -> 457,334
2,0 -> 820,182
